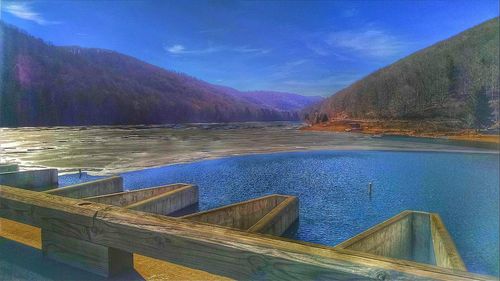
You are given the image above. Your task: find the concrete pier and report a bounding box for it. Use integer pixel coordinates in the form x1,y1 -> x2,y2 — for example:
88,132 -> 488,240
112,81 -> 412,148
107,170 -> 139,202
0,169 -> 58,189
44,176 -> 123,198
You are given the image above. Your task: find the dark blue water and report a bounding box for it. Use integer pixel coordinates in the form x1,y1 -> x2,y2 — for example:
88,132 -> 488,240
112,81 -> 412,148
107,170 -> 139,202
60,150 -> 500,276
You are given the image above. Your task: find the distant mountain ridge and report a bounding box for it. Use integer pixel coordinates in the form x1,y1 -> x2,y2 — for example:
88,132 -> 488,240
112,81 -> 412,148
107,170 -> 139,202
307,18 -> 499,130
214,85 -> 323,112
0,22 -> 315,127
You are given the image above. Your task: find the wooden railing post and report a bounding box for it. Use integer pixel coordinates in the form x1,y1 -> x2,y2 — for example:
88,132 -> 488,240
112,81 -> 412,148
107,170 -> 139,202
41,229 -> 133,277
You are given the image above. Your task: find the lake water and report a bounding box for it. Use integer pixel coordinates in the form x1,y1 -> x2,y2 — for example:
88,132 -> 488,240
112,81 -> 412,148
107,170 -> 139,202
1,122 -> 497,175
60,150 -> 500,276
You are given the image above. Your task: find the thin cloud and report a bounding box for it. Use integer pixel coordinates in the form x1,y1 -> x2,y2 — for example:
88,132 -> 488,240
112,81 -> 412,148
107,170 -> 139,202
164,44 -> 270,55
164,44 -> 219,55
326,28 -> 403,58
2,2 -> 60,25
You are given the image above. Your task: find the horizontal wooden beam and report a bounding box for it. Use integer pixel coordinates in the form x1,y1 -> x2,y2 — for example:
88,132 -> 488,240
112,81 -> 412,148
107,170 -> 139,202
125,184 -> 198,216
44,176 -> 123,198
182,194 -> 287,230
247,196 -> 298,236
0,185 -> 496,281
0,169 -> 58,189
84,183 -> 190,206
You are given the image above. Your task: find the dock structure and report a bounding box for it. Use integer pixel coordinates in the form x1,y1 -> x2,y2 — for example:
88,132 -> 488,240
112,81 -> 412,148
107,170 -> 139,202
335,210 -> 466,271
44,176 -> 123,198
182,194 -> 298,236
0,168 -> 58,189
0,166 -> 497,280
85,183 -> 198,216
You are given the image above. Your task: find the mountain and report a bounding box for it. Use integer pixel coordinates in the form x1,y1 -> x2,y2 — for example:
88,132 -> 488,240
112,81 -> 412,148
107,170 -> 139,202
307,18 -> 499,130
0,23 -> 307,127
216,86 -> 323,112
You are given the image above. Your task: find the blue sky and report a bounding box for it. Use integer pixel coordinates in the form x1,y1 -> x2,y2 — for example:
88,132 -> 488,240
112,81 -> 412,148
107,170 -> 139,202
1,0 -> 498,96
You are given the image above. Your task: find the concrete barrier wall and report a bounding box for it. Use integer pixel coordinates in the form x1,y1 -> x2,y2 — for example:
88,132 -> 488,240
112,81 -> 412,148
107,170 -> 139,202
0,169 -> 58,189
85,183 -> 188,206
126,185 -> 198,216
247,196 -> 299,236
45,176 -> 123,199
0,164 -> 18,173
430,214 -> 467,270
182,195 -> 287,230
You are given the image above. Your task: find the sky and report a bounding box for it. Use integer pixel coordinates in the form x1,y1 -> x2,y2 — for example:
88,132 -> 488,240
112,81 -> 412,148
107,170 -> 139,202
0,0 -> 498,96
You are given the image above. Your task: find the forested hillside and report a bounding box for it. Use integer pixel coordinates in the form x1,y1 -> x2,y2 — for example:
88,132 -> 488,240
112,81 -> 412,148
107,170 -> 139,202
308,18 -> 499,129
0,23 -> 303,127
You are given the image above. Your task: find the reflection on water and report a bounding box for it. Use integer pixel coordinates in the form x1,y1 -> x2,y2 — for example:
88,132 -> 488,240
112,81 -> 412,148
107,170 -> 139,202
1,122 -> 497,175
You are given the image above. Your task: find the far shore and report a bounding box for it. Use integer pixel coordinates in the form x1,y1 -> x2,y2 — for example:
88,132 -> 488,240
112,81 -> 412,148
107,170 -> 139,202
302,119 -> 500,145
1,123 -> 498,177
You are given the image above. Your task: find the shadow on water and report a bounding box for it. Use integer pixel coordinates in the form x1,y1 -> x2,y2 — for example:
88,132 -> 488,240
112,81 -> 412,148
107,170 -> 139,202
168,203 -> 200,217
0,238 -> 144,281
282,219 -> 300,239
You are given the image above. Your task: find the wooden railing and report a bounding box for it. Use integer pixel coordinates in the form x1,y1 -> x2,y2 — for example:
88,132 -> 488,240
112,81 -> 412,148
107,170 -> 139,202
1,185 -> 496,281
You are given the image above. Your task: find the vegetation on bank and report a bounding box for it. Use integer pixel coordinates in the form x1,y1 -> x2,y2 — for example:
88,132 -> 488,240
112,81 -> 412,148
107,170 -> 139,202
306,18 -> 499,132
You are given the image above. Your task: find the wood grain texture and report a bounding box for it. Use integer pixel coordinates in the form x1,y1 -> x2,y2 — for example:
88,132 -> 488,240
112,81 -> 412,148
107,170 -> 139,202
431,213 -> 467,270
335,211 -> 467,272
182,194 -> 287,230
42,229 -> 133,277
44,176 -> 123,198
0,169 -> 58,189
0,186 -> 496,281
125,185 -> 198,216
0,217 -> 231,280
84,183 -> 189,206
248,196 -> 298,236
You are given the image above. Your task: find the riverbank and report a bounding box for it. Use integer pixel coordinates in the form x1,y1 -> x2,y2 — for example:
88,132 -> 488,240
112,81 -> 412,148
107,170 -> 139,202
302,119 -> 500,145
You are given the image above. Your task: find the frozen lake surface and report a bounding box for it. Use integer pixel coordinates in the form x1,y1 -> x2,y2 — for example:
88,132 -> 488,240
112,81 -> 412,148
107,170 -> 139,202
1,122 -> 497,175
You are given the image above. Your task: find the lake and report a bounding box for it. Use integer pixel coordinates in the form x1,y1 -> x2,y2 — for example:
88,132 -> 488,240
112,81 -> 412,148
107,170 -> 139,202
61,149 -> 500,276
1,122 -> 497,175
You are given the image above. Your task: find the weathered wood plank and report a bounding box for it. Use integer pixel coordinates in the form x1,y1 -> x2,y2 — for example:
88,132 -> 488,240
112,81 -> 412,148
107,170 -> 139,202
42,229 -> 133,277
84,183 -> 189,206
0,186 -> 496,281
335,210 -> 468,272
125,185 -> 198,216
0,169 -> 57,189
182,194 -> 286,230
431,214 -> 467,270
44,176 -> 123,198
248,196 -> 298,236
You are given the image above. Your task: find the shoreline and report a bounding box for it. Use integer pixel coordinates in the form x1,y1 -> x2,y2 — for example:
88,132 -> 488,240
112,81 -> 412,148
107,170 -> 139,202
56,146 -> 499,177
302,120 -> 500,145
2,123 -> 498,177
